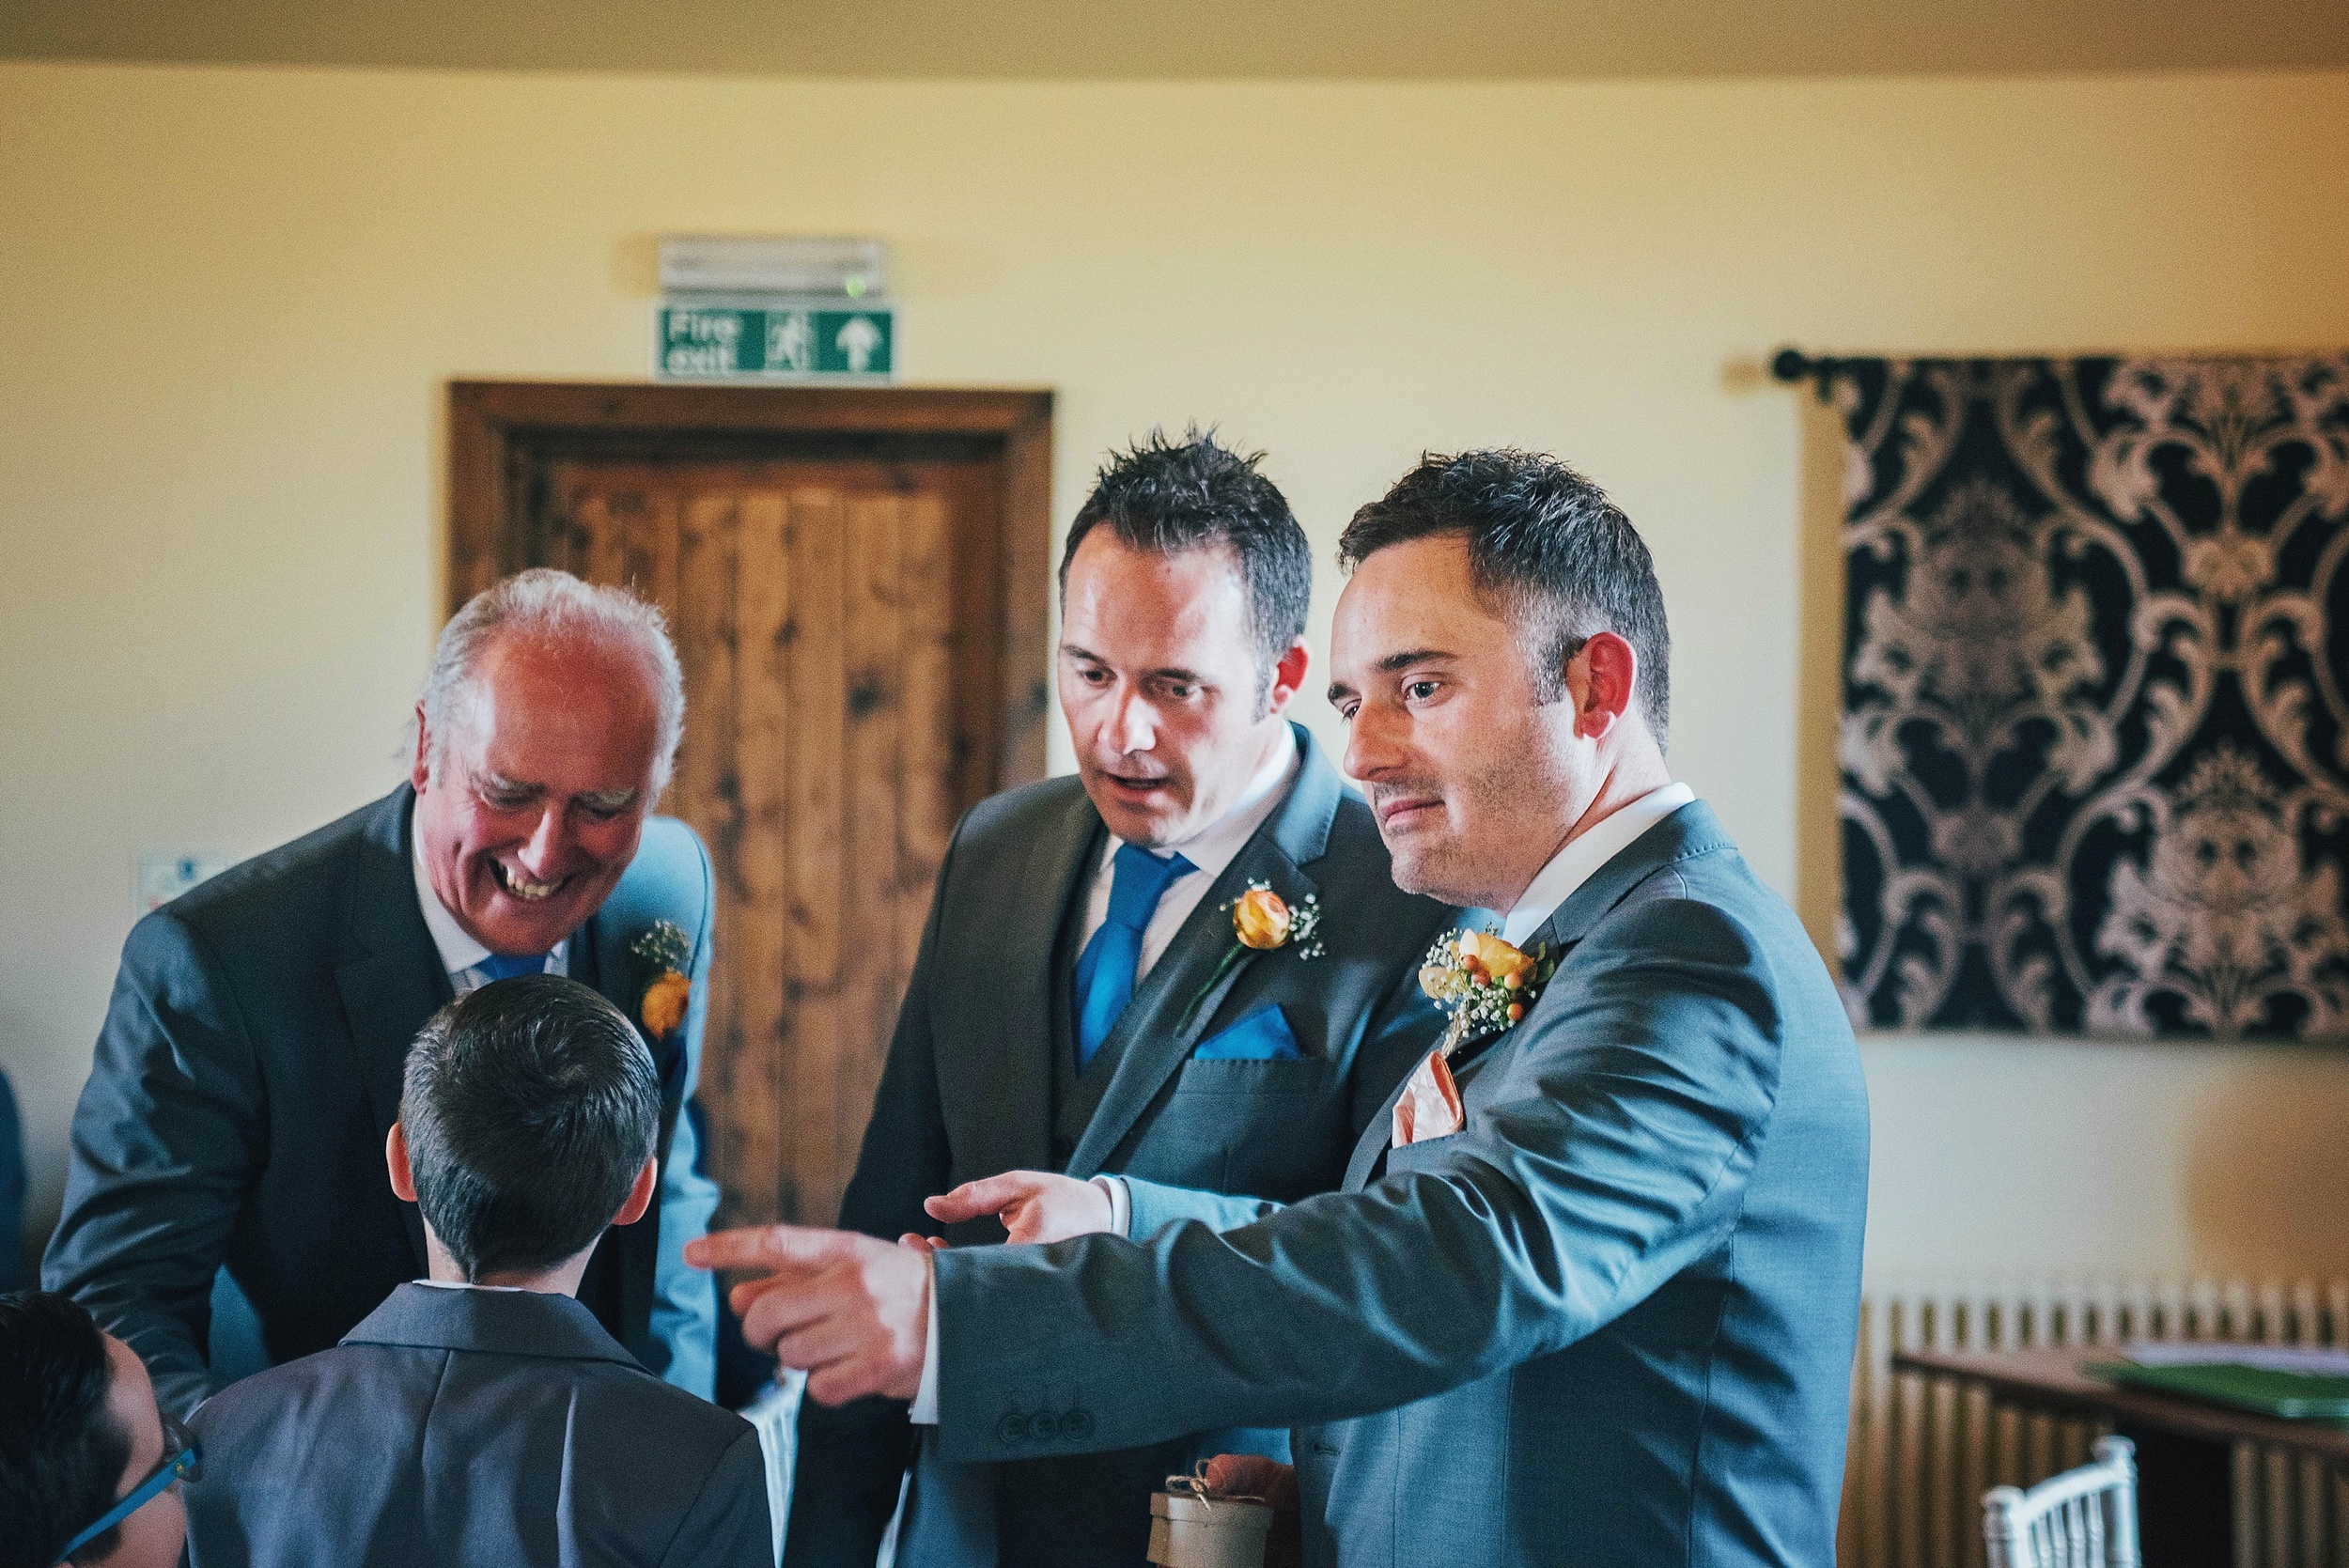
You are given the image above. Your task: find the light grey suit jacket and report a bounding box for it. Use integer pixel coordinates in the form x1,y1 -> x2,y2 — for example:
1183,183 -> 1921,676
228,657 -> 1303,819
184,1282 -> 769,1568
786,726 -> 1455,1568
929,802 -> 1871,1567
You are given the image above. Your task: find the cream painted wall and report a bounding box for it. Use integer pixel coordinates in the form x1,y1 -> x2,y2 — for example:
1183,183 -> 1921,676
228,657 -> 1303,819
4,61 -> 2346,1285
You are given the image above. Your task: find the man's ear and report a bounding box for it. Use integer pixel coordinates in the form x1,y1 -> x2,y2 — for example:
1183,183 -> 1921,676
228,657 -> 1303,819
411,702 -> 433,793
1264,639 -> 1312,718
1570,632 -> 1639,740
613,1155 -> 659,1227
386,1123 -> 418,1203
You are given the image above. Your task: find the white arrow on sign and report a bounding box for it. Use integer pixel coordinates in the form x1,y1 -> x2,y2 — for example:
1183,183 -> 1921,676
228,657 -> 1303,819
835,315 -> 882,373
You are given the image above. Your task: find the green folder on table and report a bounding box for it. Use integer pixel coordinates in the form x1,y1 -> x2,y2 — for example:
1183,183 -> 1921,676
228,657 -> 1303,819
2089,1360 -> 2349,1425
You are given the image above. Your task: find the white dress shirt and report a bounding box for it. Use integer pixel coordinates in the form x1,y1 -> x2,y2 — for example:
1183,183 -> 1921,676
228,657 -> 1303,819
1497,783 -> 1696,948
909,726 -> 1303,1422
411,832 -> 568,991
1076,726 -> 1300,986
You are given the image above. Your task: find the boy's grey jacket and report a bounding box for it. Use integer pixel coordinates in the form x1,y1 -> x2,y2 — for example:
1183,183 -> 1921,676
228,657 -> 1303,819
785,724 -> 1455,1567
931,801 -> 1872,1568
184,1282 -> 769,1568
43,784 -> 721,1416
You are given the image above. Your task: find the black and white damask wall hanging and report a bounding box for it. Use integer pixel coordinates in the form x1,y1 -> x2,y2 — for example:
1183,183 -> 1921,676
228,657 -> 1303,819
1819,354 -> 2349,1040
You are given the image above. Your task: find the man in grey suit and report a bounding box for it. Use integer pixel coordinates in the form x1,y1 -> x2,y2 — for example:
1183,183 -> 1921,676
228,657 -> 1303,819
183,975 -> 769,1568
782,431 -> 1455,1567
698,450 -> 1871,1567
45,569 -> 721,1417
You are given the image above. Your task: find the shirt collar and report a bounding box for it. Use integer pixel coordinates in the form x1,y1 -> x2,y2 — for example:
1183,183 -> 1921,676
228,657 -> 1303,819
412,1278 -> 533,1293
1498,782 -> 1697,948
410,824 -> 568,976
1103,724 -> 1300,880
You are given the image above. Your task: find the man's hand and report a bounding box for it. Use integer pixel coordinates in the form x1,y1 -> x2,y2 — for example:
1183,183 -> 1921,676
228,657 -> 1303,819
684,1226 -> 930,1406
1203,1454 -> 1302,1568
924,1171 -> 1116,1245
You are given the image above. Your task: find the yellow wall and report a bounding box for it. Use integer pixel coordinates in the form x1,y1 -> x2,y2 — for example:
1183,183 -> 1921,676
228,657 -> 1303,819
5,61 -> 2347,1285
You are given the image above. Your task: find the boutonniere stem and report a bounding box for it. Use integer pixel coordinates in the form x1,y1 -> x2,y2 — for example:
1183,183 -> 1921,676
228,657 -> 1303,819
1174,883 -> 1324,1035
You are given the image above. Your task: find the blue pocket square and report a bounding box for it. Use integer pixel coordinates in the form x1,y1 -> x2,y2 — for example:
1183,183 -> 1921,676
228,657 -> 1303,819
1190,1004 -> 1305,1061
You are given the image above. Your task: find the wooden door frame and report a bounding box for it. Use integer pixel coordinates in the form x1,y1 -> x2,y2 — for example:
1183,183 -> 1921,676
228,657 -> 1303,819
445,380 -> 1055,789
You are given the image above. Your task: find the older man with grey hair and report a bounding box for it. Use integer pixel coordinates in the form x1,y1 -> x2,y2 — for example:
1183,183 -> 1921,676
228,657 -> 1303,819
46,568 -> 723,1417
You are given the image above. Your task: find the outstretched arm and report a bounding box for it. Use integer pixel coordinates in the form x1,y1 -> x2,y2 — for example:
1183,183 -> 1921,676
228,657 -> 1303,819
926,896 -> 1783,1456
696,896 -> 1786,1458
43,914 -> 264,1417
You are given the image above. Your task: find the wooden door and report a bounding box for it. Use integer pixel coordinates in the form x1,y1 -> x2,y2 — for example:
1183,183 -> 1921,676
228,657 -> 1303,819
448,385 -> 1051,1229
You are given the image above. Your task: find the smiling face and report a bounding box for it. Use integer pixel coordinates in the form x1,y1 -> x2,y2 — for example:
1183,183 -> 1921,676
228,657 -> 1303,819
1329,534 -> 1592,910
411,631 -> 661,956
1059,530 -> 1306,847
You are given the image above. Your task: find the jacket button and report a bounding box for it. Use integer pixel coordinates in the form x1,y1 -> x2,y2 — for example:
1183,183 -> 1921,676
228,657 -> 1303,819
1027,1409 -> 1061,1442
997,1413 -> 1030,1447
1059,1408 -> 1094,1441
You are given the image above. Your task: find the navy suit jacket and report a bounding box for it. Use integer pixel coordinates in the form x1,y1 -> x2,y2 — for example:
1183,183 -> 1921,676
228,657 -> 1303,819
43,784 -> 722,1416
932,802 -> 1871,1567
185,1282 -> 768,1568
787,726 -> 1455,1567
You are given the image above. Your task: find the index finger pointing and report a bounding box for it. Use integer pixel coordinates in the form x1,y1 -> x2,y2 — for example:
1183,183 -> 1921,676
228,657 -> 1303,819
924,1172 -> 1030,1225
684,1224 -> 849,1274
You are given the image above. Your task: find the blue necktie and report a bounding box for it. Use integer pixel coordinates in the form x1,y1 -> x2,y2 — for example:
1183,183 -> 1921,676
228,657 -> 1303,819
1072,843 -> 1195,1070
474,952 -> 549,983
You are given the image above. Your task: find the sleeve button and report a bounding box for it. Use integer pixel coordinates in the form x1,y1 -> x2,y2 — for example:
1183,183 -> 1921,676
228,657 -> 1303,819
1059,1408 -> 1094,1442
997,1412 -> 1030,1447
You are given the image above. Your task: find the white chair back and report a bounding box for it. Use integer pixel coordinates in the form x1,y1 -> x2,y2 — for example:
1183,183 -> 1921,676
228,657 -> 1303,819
1983,1436 -> 2141,1568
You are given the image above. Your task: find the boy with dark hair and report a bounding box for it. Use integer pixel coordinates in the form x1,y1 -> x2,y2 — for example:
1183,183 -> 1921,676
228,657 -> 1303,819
181,976 -> 768,1568
0,1290 -> 190,1568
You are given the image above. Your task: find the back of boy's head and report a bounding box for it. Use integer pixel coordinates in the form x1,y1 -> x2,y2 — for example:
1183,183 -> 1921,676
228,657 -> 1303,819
401,975 -> 661,1281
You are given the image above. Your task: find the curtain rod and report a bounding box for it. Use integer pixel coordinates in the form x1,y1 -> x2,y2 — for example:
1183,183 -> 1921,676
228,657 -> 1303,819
1769,348 -> 1848,401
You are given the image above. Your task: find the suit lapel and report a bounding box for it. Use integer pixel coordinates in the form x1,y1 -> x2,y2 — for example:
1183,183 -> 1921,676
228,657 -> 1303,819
967,789 -> 1101,1181
330,785 -> 449,1273
1066,726 -> 1341,1178
1338,801 -> 1717,1192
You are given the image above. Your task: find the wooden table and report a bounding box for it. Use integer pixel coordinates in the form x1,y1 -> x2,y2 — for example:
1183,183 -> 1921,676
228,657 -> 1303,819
1893,1347 -> 2349,1568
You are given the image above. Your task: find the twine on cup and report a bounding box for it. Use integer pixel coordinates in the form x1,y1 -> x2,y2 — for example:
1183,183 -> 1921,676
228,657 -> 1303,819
1164,1461 -> 1266,1517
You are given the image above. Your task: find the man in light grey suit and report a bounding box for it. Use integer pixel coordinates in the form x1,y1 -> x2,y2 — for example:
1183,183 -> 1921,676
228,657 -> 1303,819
784,431 -> 1454,1566
697,450 -> 1871,1567
184,975 -> 769,1568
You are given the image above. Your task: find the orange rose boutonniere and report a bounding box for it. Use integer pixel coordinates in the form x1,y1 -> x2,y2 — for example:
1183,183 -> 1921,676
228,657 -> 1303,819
1418,927 -> 1554,1054
630,920 -> 693,1039
1174,881 -> 1325,1033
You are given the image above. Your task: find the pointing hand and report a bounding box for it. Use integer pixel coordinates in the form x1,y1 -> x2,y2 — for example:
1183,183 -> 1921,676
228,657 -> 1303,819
924,1170 -> 1116,1246
685,1225 -> 930,1405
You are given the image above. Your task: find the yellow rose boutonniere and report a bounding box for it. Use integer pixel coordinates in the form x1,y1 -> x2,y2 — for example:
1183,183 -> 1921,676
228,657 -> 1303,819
1232,886 -> 1294,950
1419,927 -> 1554,1053
1175,881 -> 1326,1033
630,920 -> 693,1039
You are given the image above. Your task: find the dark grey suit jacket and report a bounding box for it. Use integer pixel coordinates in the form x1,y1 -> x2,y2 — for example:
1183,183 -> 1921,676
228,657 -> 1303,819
786,725 -> 1455,1568
184,1282 -> 769,1568
43,784 -> 722,1417
929,802 -> 1871,1568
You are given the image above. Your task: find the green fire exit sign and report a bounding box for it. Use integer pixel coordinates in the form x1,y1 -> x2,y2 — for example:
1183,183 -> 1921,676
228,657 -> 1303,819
655,299 -> 894,380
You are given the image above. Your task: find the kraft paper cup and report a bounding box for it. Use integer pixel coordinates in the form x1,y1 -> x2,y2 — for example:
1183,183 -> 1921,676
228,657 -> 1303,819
1147,1492 -> 1274,1568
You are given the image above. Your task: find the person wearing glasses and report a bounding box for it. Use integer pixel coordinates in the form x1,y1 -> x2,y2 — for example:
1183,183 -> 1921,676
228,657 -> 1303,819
178,975 -> 769,1568
0,1289 -> 195,1568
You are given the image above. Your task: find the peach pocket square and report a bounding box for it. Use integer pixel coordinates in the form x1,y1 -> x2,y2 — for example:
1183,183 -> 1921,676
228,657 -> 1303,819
1392,1048 -> 1464,1146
